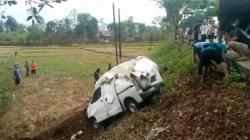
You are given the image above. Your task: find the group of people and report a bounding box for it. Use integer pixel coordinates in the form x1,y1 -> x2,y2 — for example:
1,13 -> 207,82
193,22 -> 250,84
178,19 -> 217,43
13,60 -> 38,85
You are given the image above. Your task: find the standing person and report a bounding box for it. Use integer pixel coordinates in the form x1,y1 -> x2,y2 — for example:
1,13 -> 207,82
107,64 -> 112,71
31,60 -> 37,76
94,68 -> 101,83
193,21 -> 201,43
24,60 -> 30,77
200,21 -> 208,42
207,20 -> 215,42
13,64 -> 21,85
187,27 -> 193,42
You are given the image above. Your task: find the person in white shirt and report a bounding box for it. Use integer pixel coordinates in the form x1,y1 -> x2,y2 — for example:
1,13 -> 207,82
200,21 -> 208,42
207,20 -> 215,42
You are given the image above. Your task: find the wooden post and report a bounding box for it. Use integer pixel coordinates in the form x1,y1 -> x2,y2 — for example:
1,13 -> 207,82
113,3 -> 118,65
118,9 -> 122,63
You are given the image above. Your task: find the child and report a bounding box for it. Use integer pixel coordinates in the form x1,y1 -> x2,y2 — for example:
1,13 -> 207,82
31,60 -> 37,76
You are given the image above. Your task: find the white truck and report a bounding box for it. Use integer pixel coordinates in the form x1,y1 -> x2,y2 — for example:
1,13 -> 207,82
86,56 -> 164,128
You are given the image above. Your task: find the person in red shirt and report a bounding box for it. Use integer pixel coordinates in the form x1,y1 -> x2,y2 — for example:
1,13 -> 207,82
31,60 -> 37,76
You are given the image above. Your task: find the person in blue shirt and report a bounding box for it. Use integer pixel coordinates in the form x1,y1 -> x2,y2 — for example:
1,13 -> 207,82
198,43 -> 229,84
193,41 -> 208,63
13,64 -> 21,85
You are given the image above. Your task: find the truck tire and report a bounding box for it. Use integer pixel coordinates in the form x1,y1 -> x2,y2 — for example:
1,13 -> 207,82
124,98 -> 138,113
90,117 -> 101,129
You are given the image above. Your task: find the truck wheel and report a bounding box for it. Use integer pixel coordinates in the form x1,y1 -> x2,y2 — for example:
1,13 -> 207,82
125,98 -> 138,113
90,117 -> 100,129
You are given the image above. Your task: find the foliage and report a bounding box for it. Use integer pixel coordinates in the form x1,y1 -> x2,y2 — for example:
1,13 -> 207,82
5,16 -> 18,31
151,40 -> 195,89
158,0 -> 215,39
0,0 -> 66,26
109,17 -> 163,42
27,25 -> 44,42
75,13 -> 98,41
0,11 -> 166,45
224,68 -> 247,90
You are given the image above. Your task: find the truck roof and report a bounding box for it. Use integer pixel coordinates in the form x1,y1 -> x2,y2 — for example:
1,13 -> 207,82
94,56 -> 157,89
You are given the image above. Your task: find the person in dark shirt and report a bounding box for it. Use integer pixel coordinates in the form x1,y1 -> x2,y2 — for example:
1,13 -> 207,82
13,64 -> 21,85
199,43 -> 228,84
24,60 -> 30,77
193,22 -> 201,43
94,68 -> 101,83
107,64 -> 112,71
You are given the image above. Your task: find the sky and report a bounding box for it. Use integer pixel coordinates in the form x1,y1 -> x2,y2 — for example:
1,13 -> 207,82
3,0 -> 166,26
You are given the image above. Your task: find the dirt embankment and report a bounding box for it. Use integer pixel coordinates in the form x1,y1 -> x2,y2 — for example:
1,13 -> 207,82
97,73 -> 250,139
26,73 -> 250,140
2,73 -> 250,140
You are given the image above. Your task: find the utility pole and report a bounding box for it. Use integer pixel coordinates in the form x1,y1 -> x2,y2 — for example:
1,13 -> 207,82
112,3 -> 118,65
118,8 -> 122,63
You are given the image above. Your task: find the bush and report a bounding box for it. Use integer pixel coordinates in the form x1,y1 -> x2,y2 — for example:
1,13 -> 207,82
151,40 -> 195,90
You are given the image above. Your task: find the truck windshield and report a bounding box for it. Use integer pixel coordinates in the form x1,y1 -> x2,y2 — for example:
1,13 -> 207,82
91,87 -> 101,104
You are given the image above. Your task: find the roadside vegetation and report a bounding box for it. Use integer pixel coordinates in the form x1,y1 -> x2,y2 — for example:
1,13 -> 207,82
151,40 -> 195,89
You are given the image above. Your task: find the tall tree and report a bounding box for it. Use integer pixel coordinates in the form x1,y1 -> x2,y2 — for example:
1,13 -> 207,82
46,20 -> 57,33
75,13 -> 98,41
159,0 -> 214,39
5,16 -> 18,31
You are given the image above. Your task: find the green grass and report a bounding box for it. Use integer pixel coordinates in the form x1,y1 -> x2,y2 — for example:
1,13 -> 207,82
0,45 -> 149,117
150,40 -> 195,90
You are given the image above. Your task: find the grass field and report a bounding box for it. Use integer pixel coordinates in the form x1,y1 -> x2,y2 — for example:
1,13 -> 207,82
0,44 -> 151,139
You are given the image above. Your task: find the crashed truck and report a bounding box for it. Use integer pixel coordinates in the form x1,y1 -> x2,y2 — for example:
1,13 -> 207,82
217,0 -> 250,38
86,56 -> 164,128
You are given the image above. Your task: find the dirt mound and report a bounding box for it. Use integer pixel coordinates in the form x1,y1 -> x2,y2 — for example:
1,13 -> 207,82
155,75 -> 250,139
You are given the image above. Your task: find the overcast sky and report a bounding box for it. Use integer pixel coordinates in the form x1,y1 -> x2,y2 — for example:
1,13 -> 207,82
3,0 -> 166,25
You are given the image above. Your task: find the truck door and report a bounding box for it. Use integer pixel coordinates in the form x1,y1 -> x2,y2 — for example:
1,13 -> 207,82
102,83 -> 123,117
90,86 -> 108,122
